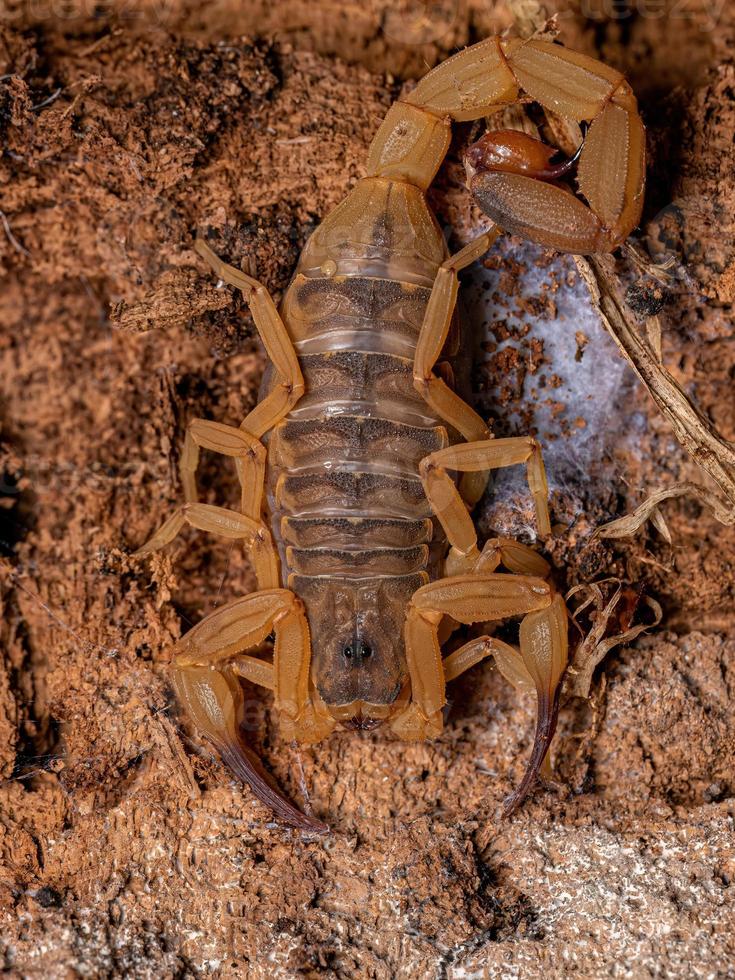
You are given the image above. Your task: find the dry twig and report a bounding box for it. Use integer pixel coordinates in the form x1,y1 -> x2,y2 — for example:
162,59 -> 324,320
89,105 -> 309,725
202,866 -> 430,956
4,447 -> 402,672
565,579 -> 663,699
575,254 -> 735,536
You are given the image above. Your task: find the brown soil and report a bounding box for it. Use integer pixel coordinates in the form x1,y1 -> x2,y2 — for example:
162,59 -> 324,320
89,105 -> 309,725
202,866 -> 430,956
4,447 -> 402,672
1,3 -> 734,976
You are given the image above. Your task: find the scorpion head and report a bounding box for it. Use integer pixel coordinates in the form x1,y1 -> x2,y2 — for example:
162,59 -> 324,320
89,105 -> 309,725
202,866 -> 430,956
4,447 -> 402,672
294,576 -> 414,728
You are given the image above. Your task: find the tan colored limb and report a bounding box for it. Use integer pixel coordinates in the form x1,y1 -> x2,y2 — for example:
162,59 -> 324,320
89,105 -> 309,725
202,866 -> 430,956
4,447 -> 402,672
419,438 -> 551,575
134,502 -> 280,590
475,537 -> 551,578
411,571 -> 551,622
504,39 -> 644,250
443,635 -> 523,684
503,593 -> 568,814
418,379 -> 492,449
174,589 -> 294,667
177,588 -> 334,745
172,589 -> 333,832
413,231 -> 499,445
390,607 -> 444,740
413,232 -> 500,506
390,572 -> 551,739
231,655 -> 274,691
442,630 -> 556,785
137,243 -> 300,582
414,232 -> 500,386
393,571 -> 567,810
195,239 -> 304,438
180,418 -> 266,519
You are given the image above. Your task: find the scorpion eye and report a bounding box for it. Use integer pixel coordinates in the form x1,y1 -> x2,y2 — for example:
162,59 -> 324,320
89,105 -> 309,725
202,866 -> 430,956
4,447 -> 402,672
342,642 -> 373,663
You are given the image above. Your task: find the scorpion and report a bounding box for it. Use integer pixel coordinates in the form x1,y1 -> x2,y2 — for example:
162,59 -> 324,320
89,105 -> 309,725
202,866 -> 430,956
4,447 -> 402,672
136,35 -> 645,831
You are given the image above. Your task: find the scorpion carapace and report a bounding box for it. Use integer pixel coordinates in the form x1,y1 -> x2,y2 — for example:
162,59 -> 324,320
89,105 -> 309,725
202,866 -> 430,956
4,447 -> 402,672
136,35 -> 645,831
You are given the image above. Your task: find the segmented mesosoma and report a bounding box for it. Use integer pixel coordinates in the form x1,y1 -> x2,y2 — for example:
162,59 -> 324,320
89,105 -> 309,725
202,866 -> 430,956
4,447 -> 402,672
136,35 -> 645,831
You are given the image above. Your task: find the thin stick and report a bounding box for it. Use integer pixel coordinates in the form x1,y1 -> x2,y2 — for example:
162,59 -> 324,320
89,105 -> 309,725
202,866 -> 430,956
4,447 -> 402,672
0,210 -> 30,257
575,254 -> 735,530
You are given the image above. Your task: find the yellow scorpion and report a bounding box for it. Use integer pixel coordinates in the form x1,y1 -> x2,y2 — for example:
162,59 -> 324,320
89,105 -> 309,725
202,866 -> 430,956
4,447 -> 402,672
136,35 -> 645,831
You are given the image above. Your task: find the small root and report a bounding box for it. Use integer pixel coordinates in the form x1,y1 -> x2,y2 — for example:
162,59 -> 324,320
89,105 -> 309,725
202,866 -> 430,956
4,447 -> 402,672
564,578 -> 662,700
597,482 -> 735,540
0,210 -> 30,257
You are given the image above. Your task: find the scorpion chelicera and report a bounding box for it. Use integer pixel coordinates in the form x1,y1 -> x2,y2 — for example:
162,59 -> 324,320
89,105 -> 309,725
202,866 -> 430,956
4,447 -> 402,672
136,35 -> 645,831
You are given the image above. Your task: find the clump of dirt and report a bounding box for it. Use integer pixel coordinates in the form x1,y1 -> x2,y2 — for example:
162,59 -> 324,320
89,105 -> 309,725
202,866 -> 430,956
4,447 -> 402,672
1,7 -> 734,977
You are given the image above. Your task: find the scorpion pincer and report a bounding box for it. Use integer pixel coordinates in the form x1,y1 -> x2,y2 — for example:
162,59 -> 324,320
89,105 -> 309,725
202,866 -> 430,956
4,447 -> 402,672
135,36 -> 645,831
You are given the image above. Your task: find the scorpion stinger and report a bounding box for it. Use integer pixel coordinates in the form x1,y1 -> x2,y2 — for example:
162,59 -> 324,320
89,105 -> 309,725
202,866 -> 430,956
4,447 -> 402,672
135,34 -> 644,829
454,38 -> 646,253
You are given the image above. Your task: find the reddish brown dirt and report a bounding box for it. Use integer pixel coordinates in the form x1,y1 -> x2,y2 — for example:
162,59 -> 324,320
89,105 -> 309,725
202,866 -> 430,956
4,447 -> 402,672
1,3 -> 734,976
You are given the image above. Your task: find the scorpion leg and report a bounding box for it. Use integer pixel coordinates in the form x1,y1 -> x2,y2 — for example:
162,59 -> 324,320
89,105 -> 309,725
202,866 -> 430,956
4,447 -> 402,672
475,536 -> 551,577
413,232 -> 499,447
443,635 -> 527,684
438,533 -> 564,803
231,654 -> 274,690
137,244 -> 302,577
172,588 -> 333,832
134,502 -> 280,591
418,438 -> 551,577
440,595 -> 566,800
413,233 -> 499,506
180,418 -> 266,519
440,538 -> 551,687
391,572 -> 551,738
195,240 -> 304,439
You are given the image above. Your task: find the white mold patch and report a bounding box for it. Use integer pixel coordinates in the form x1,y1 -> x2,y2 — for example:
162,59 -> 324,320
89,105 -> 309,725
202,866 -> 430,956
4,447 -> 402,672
458,235 -> 641,538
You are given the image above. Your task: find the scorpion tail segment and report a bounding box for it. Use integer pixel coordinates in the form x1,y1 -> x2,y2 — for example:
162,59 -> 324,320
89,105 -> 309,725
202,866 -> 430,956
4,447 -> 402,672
367,35 -> 518,190
366,102 -> 451,190
503,594 -> 569,816
575,85 -> 646,249
461,37 -> 645,253
501,37 -> 625,123
172,663 -> 328,834
404,36 -> 519,122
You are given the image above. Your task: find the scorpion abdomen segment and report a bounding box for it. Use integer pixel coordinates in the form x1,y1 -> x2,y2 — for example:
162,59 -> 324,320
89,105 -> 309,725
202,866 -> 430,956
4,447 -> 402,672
287,545 -> 430,578
283,275 -> 433,355
275,469 -> 431,519
270,416 -> 448,471
280,516 -> 433,549
263,175 -> 452,717
293,352 -> 437,426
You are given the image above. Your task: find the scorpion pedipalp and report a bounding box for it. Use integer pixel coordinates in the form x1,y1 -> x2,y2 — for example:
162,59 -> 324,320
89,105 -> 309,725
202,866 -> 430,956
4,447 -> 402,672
171,589 -> 334,832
